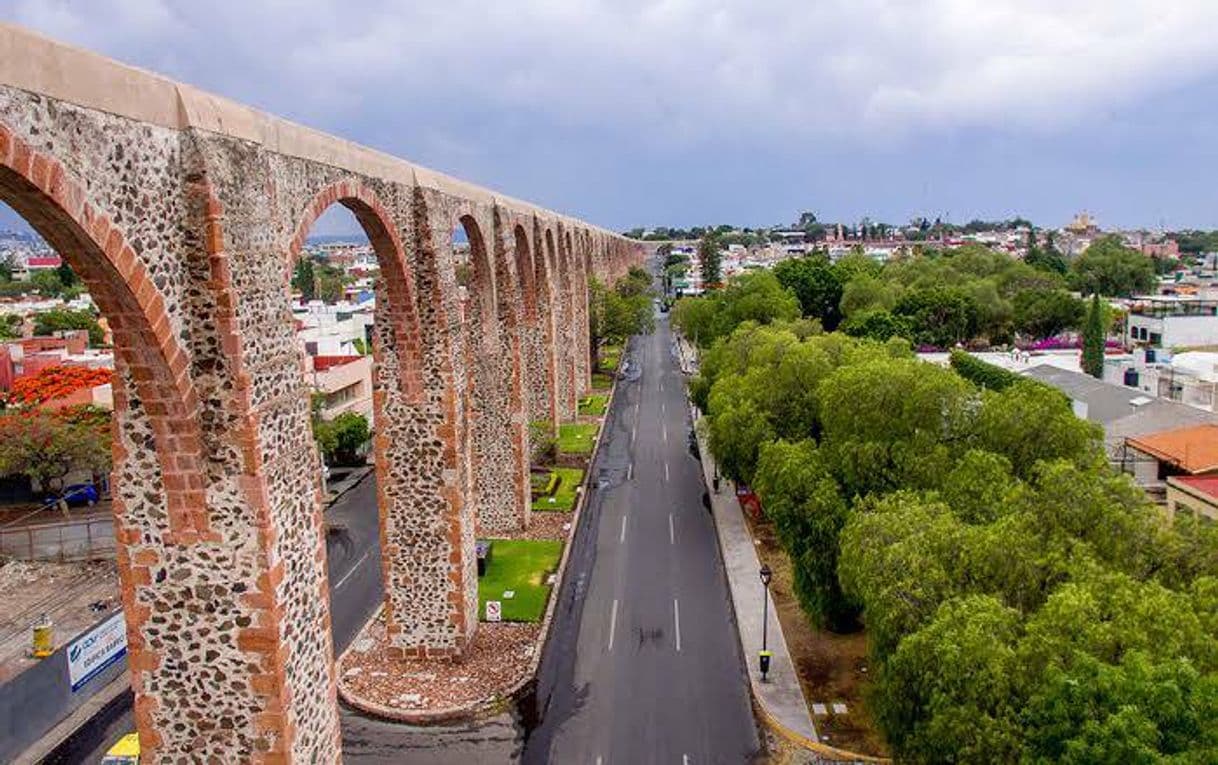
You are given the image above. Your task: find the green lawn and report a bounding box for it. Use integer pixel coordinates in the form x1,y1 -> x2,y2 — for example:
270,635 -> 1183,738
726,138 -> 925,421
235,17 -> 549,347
599,345 -> 622,372
591,372 -> 614,391
558,422 -> 598,455
532,467 -> 584,511
578,393 -> 609,416
478,538 -> 563,622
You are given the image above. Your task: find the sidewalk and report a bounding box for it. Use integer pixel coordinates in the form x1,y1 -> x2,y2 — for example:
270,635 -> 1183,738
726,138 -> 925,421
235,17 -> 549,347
675,336 -> 819,743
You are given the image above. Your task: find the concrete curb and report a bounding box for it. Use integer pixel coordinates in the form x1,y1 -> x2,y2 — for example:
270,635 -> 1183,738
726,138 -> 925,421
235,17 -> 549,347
336,360 -> 624,725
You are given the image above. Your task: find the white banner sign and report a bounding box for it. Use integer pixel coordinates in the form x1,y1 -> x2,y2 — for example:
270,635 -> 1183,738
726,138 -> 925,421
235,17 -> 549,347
67,611 -> 127,692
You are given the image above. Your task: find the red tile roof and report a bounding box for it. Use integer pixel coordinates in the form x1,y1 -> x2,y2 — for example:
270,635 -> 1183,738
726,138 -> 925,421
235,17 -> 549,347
1126,424 -> 1218,474
312,355 -> 362,372
1172,475 -> 1218,503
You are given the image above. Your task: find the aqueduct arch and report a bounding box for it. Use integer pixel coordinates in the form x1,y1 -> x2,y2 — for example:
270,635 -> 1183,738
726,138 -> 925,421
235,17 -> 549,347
0,22 -> 641,762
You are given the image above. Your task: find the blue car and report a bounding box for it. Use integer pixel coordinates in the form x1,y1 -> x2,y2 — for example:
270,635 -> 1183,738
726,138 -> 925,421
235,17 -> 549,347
44,483 -> 99,508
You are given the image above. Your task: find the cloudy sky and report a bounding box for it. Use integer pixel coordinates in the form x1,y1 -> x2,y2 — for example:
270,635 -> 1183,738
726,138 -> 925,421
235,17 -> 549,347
4,0 -> 1218,235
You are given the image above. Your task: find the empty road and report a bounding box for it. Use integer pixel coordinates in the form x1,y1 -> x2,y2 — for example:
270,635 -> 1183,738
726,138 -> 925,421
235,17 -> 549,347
523,310 -> 760,764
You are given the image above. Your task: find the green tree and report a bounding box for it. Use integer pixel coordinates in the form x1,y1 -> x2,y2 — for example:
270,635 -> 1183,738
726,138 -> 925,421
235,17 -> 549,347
588,275 -> 654,370
0,409 -> 111,492
839,309 -> 911,342
698,232 -> 722,287
753,439 -> 858,630
672,271 -> 800,347
706,393 -> 774,483
973,382 -> 1102,478
292,257 -> 316,301
33,307 -> 104,346
314,262 -> 349,303
0,313 -> 21,340
1069,236 -> 1156,296
1013,288 -> 1085,339
30,269 -> 64,297
871,595 -> 1025,764
838,492 -> 970,657
772,255 -> 843,329
1082,293 -> 1105,378
838,273 -> 898,318
893,286 -> 979,348
55,260 -> 79,291
312,411 -> 369,466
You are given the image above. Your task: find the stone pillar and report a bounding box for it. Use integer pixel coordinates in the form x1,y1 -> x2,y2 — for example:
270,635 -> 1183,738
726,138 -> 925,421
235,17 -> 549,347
573,237 -> 592,397
520,222 -> 558,428
554,225 -> 579,420
458,207 -> 529,535
123,164 -> 343,762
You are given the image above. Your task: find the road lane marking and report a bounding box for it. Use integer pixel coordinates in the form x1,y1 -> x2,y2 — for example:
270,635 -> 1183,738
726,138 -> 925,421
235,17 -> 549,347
684,756 -> 690,765
608,599 -> 619,652
620,515 -> 627,543
627,462 -> 633,481
662,423 -> 667,443
674,598 -> 682,652
661,401 -> 665,416
335,551 -> 369,591
669,513 -> 675,545
665,461 -> 669,481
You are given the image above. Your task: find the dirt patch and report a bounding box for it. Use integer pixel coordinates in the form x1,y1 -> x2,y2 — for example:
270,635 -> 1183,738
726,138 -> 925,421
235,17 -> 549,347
513,511 -> 571,541
744,513 -> 889,758
339,616 -> 541,718
0,557 -> 120,682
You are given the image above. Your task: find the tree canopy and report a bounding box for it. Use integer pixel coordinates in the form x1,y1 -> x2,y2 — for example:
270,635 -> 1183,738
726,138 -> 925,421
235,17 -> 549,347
684,321 -> 1218,761
1069,236 -> 1157,297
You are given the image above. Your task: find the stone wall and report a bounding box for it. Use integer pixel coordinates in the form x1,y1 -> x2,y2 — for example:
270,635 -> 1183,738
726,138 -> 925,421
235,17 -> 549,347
0,21 -> 641,763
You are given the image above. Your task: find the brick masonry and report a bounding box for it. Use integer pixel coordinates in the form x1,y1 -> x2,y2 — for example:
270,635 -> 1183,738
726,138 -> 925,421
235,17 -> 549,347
0,25 -> 641,764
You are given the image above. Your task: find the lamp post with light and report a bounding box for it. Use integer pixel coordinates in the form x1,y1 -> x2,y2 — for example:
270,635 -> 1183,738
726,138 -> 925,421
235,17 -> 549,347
759,563 -> 772,681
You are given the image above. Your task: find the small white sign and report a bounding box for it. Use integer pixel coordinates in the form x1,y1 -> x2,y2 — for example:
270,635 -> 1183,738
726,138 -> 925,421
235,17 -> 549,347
502,590 -> 515,600
67,611 -> 127,692
485,600 -> 502,622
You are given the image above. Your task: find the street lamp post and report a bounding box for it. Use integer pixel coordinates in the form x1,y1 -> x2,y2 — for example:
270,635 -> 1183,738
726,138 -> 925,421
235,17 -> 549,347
759,563 -> 772,681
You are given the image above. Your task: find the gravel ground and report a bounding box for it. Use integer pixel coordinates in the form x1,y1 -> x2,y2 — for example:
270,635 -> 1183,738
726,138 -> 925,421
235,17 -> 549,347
340,618 -> 542,713
0,557 -> 119,682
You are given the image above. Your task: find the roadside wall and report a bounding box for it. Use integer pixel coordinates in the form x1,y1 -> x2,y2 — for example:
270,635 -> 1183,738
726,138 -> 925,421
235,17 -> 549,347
0,609 -> 127,763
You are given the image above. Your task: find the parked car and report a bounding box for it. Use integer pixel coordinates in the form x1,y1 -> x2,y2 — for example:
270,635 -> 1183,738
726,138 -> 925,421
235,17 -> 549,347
44,482 -> 99,508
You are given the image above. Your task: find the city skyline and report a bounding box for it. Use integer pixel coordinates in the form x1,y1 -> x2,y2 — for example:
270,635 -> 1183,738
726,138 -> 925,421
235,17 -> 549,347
2,2 -> 1218,234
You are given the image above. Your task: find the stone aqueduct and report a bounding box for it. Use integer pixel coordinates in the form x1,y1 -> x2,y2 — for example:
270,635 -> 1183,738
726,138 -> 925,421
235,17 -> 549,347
0,24 -> 642,762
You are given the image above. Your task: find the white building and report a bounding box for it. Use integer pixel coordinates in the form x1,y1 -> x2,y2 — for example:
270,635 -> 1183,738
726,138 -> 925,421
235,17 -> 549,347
1125,296 -> 1218,350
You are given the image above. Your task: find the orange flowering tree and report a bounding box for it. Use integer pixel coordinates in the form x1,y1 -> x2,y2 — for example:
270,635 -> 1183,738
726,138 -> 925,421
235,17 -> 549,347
7,365 -> 113,407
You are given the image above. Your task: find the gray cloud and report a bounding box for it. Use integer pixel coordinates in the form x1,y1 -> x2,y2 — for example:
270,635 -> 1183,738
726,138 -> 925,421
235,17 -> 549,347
5,1 -> 1218,229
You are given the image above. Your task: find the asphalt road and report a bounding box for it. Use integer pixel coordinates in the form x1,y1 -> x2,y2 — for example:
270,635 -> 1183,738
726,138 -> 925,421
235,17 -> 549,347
522,312 -> 761,764
45,474 -> 385,763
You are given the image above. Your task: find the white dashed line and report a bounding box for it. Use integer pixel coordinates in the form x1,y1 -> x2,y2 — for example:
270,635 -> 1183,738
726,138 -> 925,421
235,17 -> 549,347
608,599 -> 619,652
664,461 -> 669,481
669,513 -> 675,545
620,515 -> 627,543
335,551 -> 369,591
674,599 -> 682,652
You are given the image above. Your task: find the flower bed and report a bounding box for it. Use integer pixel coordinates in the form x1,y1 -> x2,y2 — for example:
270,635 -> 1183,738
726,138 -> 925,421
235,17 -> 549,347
8,365 -> 112,406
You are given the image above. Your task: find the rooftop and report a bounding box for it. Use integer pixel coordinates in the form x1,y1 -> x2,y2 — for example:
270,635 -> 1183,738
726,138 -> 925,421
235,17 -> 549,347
1126,424 -> 1218,474
1023,365 -> 1155,425
1170,474 -> 1218,503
